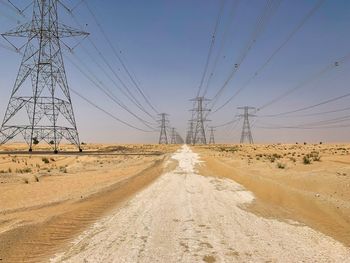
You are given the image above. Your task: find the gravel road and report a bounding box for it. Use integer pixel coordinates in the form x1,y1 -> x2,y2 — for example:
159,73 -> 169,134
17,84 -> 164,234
51,145 -> 350,263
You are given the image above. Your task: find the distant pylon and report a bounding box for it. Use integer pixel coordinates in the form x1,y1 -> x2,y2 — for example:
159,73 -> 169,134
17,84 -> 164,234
0,0 -> 88,153
158,113 -> 169,144
186,120 -> 194,144
209,127 -> 215,144
191,97 -> 210,145
170,128 -> 176,144
238,106 -> 255,144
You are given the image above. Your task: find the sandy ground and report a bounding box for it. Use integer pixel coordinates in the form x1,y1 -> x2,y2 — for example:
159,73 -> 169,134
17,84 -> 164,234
196,143 -> 350,247
0,143 -> 178,262
50,145 -> 350,263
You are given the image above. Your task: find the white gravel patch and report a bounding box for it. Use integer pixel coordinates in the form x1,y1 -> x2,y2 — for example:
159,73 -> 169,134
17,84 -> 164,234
51,145 -> 350,263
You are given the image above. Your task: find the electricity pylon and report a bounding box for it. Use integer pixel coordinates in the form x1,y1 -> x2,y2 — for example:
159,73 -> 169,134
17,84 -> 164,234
209,126 -> 215,144
170,127 -> 176,144
0,0 -> 88,153
185,120 -> 193,144
158,113 -> 169,144
238,106 -> 255,144
190,97 -> 210,145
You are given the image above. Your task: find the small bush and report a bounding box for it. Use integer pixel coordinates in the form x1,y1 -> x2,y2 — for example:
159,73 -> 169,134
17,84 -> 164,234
289,157 -> 296,163
22,168 -> 32,173
277,163 -> 286,169
303,156 -> 311,165
42,157 -> 50,164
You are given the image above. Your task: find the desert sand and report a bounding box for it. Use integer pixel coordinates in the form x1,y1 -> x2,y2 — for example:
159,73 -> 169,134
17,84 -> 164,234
0,143 -> 178,262
0,143 -> 349,262
50,145 -> 350,262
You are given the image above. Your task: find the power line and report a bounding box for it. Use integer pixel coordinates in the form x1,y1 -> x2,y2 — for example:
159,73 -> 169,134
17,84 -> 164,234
259,92 -> 350,117
76,42 -> 156,122
202,0 -> 241,97
212,0 -> 325,113
256,115 -> 350,130
210,0 -> 281,105
257,53 -> 350,112
82,0 -> 159,114
196,0 -> 226,97
213,116 -> 241,128
70,88 -> 155,132
66,9 -> 157,121
65,54 -> 157,130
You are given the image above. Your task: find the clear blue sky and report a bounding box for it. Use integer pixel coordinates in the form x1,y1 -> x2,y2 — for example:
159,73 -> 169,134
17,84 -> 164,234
0,0 -> 350,143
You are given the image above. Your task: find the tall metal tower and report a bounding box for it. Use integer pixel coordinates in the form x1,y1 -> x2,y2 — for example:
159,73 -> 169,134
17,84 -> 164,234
191,97 -> 210,145
238,106 -> 255,144
185,120 -> 194,144
158,113 -> 169,144
0,0 -> 88,153
170,127 -> 176,144
209,126 -> 215,144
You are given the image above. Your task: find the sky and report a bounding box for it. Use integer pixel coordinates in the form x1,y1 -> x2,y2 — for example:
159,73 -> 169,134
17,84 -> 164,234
0,0 -> 350,144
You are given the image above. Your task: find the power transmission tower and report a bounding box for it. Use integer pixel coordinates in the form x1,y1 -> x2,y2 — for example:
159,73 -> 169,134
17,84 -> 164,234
238,106 -> 255,144
158,113 -> 169,144
185,120 -> 194,144
0,0 -> 88,153
209,126 -> 215,144
170,127 -> 176,144
190,97 -> 210,145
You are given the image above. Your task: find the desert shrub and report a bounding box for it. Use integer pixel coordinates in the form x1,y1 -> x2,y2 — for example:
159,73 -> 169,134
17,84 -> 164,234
277,163 -> 286,169
289,157 -> 296,163
24,178 -> 29,184
33,137 -> 39,145
306,151 -> 321,162
219,146 -> 239,153
42,157 -> 50,164
22,168 -> 32,173
272,153 -> 282,159
59,167 -> 67,173
303,156 -> 311,165
34,175 -> 39,182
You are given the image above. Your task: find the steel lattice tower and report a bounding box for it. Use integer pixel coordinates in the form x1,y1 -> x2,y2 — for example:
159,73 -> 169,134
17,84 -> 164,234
209,126 -> 215,144
185,120 -> 193,144
158,113 -> 169,144
238,106 -> 255,144
0,0 -> 88,153
170,127 -> 176,144
191,97 -> 210,145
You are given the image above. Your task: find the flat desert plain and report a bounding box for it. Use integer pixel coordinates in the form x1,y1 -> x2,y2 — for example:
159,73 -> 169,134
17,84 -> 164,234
0,143 -> 349,262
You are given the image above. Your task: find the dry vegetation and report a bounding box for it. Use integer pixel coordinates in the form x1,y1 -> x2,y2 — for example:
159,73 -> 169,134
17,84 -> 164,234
195,143 -> 350,247
0,143 -> 179,262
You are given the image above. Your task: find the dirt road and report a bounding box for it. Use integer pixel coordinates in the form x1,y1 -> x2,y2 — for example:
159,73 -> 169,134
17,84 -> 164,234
51,145 -> 350,263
